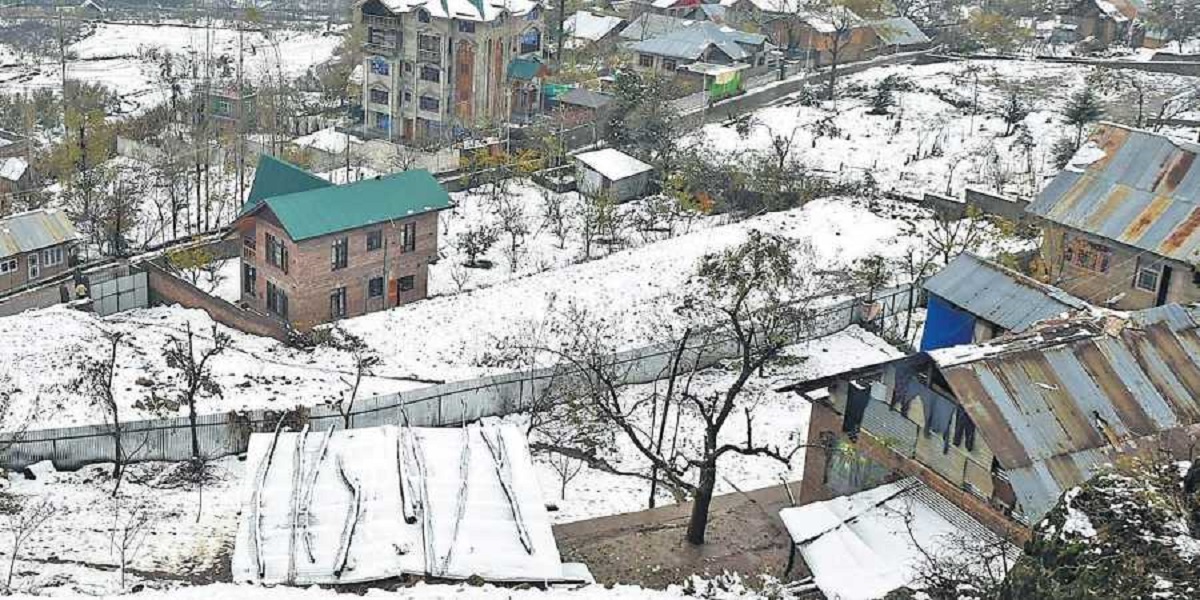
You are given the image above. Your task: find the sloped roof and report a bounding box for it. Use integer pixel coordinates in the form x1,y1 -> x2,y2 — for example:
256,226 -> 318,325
928,304 -> 1200,521
1026,123 -> 1200,265
781,477 -> 1016,600
507,56 -> 549,81
620,13 -> 694,41
869,16 -> 931,46
557,87 -> 614,109
0,209 -> 80,260
564,10 -> 624,42
252,169 -> 451,241
231,424 -> 572,585
627,21 -> 765,61
575,148 -> 653,180
0,157 -> 28,182
1091,0 -> 1144,22
924,253 -> 1091,333
245,154 -> 332,213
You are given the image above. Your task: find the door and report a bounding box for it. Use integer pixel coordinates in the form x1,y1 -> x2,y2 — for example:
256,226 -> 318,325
26,253 -> 38,280
1156,265 -> 1173,306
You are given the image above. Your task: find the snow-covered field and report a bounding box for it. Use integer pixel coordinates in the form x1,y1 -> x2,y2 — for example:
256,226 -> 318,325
0,20 -> 342,114
699,59 -> 1200,200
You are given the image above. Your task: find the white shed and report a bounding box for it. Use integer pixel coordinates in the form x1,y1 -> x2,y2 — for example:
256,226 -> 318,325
573,148 -> 654,203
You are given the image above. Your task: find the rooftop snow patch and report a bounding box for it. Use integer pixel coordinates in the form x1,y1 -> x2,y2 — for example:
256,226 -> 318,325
0,157 -> 27,182
231,424 -> 576,585
574,148 -> 654,180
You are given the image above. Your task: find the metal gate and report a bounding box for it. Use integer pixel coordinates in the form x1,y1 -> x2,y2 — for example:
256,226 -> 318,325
91,271 -> 148,316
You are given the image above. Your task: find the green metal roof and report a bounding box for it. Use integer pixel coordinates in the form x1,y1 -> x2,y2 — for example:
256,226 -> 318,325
244,154 -> 332,212
258,169 -> 452,241
507,56 -> 547,81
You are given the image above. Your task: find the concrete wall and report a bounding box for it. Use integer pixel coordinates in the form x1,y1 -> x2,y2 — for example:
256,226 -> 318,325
0,243 -> 75,296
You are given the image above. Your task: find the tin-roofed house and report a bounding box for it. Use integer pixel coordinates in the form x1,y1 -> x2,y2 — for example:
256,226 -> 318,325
868,16 -> 931,53
233,154 -> 452,330
0,209 -> 80,294
625,21 -> 770,96
1027,123 -> 1200,311
920,253 -> 1091,351
782,303 -> 1200,538
574,148 -> 655,202
1059,0 -> 1149,47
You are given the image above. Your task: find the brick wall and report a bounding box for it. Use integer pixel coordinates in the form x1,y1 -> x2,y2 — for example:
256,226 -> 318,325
144,261 -> 289,341
242,208 -> 440,330
0,243 -> 75,295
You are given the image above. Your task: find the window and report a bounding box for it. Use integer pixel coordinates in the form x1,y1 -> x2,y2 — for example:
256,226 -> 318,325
1135,265 -> 1161,292
368,27 -> 395,48
661,58 -> 677,71
519,27 -> 541,54
42,246 -> 63,267
242,236 -> 256,261
420,65 -> 440,83
367,230 -> 383,251
418,33 -> 440,54
0,258 -> 16,274
400,222 -> 416,253
370,57 -> 390,76
266,281 -> 289,318
638,54 -> 654,68
213,98 -> 232,116
399,275 -> 415,291
331,237 -> 349,270
404,61 -> 413,73
330,287 -> 348,319
403,91 -> 412,103
417,8 -> 430,22
458,21 -> 475,33
369,88 -> 390,105
243,262 -> 257,297
1063,240 -> 1111,273
419,95 -> 440,112
369,276 -> 384,298
266,234 -> 289,273
27,253 -> 38,280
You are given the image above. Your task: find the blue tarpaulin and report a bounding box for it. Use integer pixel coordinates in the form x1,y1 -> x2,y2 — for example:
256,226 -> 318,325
920,295 -> 976,352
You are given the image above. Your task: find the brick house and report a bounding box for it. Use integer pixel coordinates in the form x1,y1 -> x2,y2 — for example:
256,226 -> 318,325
0,209 -> 80,295
233,154 -> 451,330
1027,123 -> 1200,311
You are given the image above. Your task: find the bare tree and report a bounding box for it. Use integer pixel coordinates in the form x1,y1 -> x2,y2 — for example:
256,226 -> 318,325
327,328 -> 380,429
109,492 -> 157,592
456,223 -> 500,268
153,323 -> 231,462
77,332 -> 131,494
540,188 -> 571,250
499,231 -> 823,545
918,207 -> 996,266
2,497 -> 56,592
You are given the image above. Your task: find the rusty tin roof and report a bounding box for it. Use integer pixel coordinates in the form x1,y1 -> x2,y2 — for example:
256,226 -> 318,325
929,304 -> 1200,521
1027,123 -> 1200,265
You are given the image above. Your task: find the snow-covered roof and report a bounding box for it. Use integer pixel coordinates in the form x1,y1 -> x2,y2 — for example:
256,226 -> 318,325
781,478 -> 1016,600
869,17 -> 930,47
231,424 -> 575,585
564,10 -> 624,43
0,156 -> 28,182
0,208 -> 80,260
348,64 -> 364,86
620,13 -> 694,41
374,0 -> 540,22
292,127 -> 362,155
574,148 -> 653,180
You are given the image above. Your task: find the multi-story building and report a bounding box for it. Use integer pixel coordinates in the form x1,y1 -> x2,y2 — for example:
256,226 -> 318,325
233,154 -> 451,330
356,0 -> 546,142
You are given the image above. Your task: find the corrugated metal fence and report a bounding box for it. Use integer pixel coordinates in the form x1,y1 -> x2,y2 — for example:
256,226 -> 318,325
0,285 -> 921,471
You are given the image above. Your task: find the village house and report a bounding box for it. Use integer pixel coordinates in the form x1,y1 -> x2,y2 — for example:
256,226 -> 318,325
868,16 -> 931,53
1059,0 -> 1148,47
0,157 -> 31,213
625,20 -> 771,95
920,253 -> 1090,351
233,154 -> 451,330
0,209 -> 80,295
553,87 -> 614,127
781,303 -> 1200,546
206,85 -> 258,131
619,13 -> 694,42
720,0 -> 880,63
355,0 -> 545,142
1027,123 -> 1200,311
562,10 -> 626,53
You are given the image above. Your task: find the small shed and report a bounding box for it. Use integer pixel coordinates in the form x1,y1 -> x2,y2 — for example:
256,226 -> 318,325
573,148 -> 654,202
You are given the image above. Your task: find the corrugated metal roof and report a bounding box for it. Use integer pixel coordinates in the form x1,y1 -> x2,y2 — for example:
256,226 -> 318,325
869,17 -> 930,46
0,209 -> 80,260
619,13 -> 693,41
626,21 -> 764,61
557,87 -> 614,109
931,307 -> 1200,521
1026,123 -> 1200,264
923,253 -> 1091,333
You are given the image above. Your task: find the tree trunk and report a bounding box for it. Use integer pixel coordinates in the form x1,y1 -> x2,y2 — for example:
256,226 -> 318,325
189,397 -> 200,461
685,462 -> 718,545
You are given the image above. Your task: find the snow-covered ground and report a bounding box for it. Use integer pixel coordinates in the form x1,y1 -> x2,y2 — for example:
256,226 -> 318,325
0,20 -> 342,114
698,59 -> 1200,201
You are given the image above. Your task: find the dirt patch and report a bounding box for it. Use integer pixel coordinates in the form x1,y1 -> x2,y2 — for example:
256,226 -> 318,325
553,481 -> 811,589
